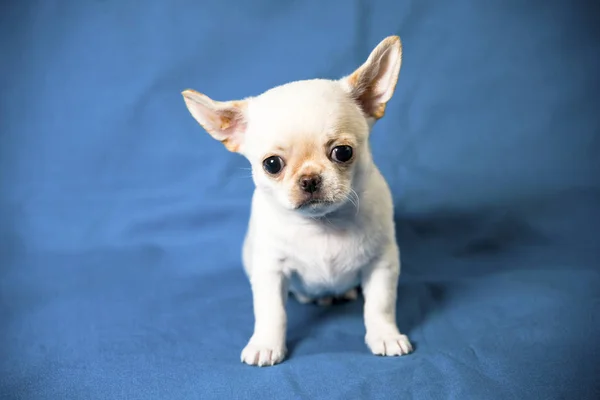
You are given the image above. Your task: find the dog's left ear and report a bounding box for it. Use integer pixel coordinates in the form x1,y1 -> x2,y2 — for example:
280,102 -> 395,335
341,35 -> 402,120
182,90 -> 247,152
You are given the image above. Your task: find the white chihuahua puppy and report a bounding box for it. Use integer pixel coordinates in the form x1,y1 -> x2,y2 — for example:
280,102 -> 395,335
182,36 -> 412,366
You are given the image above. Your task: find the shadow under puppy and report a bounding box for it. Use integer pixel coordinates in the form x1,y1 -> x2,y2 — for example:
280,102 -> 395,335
182,36 -> 412,366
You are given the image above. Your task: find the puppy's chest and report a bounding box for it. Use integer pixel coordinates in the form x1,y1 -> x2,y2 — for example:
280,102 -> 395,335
281,225 -> 377,294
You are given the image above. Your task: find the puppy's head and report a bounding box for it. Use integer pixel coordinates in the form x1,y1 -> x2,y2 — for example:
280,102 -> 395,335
182,36 -> 402,217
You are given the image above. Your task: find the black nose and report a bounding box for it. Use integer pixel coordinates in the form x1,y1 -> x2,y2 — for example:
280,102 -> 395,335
300,175 -> 322,193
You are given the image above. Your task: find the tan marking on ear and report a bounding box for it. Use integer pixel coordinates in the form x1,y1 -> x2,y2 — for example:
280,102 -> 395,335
384,35 -> 401,46
219,103 -> 247,152
220,114 -> 232,131
373,103 -> 387,119
219,101 -> 247,146
221,138 -> 239,152
348,68 -> 362,87
182,88 -> 203,97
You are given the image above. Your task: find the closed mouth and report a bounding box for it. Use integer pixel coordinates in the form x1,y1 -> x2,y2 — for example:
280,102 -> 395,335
297,199 -> 334,209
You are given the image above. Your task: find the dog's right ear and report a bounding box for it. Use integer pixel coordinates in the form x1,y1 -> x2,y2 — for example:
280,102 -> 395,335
181,90 -> 247,152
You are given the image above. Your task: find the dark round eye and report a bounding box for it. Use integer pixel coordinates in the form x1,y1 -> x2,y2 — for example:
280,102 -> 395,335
331,145 -> 353,163
263,156 -> 284,175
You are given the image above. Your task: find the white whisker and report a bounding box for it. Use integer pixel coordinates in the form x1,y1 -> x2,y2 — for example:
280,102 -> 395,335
337,184 -> 361,216
350,188 -> 360,215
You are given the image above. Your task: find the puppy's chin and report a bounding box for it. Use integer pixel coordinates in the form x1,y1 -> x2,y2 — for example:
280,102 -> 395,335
294,199 -> 340,218
258,183 -> 357,218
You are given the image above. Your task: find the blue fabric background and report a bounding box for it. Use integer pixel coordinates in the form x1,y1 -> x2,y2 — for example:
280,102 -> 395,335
1,1 -> 599,399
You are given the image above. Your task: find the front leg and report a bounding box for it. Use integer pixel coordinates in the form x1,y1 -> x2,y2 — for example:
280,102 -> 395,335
361,245 -> 413,356
241,266 -> 288,367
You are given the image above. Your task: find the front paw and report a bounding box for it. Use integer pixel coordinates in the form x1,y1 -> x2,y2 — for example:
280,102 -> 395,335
366,333 -> 413,356
241,337 -> 287,367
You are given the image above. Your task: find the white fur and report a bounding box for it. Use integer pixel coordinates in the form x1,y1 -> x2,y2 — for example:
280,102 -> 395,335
182,36 -> 412,366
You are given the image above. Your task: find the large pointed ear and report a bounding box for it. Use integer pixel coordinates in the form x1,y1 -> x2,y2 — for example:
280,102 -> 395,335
341,36 -> 402,120
181,89 -> 248,152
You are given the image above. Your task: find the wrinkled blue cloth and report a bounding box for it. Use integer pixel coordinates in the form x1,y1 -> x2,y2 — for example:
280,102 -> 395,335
1,1 -> 599,399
